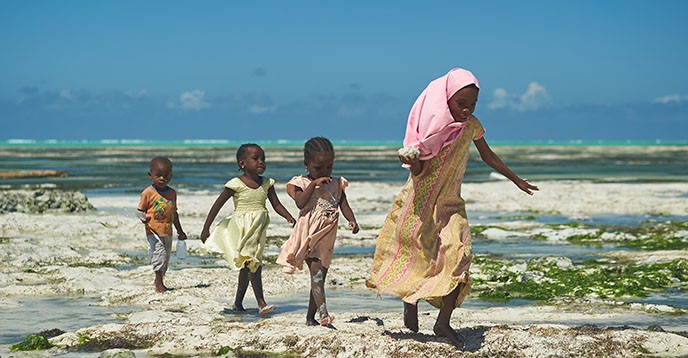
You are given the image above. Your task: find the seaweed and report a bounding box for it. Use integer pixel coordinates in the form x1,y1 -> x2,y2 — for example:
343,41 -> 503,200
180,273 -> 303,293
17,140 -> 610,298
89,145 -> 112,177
473,256 -> 688,301
10,333 -> 55,351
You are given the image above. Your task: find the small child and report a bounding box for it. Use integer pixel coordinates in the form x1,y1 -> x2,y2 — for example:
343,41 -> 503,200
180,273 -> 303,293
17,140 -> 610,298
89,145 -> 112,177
138,156 -> 187,293
277,137 -> 359,326
201,143 -> 295,315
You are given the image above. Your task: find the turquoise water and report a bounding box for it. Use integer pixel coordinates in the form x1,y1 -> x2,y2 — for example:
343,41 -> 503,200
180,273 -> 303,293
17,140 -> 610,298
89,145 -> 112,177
2,143 -> 687,194
2,139 -> 688,147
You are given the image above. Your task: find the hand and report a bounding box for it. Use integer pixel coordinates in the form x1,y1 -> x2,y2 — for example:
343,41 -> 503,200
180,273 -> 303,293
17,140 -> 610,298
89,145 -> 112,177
516,178 -> 539,195
136,211 -> 150,224
398,154 -> 420,166
200,228 -> 210,244
178,231 -> 187,240
313,176 -> 332,186
287,216 -> 296,227
349,221 -> 359,234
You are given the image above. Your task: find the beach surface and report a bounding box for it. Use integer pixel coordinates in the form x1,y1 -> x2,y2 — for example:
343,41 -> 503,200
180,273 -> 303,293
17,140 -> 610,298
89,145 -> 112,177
1,180 -> 687,357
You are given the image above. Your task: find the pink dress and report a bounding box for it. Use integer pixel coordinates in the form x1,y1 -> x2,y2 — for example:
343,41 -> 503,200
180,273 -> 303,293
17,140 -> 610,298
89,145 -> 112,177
276,176 -> 348,273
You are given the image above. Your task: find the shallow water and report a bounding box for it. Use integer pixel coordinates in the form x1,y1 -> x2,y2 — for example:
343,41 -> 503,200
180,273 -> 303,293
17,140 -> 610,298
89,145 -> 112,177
221,288 -> 688,332
0,296 -> 131,345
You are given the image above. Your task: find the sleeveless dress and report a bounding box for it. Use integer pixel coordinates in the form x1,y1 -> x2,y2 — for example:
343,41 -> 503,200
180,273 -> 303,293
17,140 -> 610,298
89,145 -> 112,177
276,176 -> 348,273
368,116 -> 485,308
204,177 -> 275,273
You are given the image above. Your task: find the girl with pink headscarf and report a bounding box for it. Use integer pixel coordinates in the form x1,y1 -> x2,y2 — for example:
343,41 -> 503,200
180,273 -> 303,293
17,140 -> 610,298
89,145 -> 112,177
368,68 -> 538,348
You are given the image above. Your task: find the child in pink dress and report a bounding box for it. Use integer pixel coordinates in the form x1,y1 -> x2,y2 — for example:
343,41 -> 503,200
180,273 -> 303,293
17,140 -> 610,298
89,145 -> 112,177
277,137 -> 359,326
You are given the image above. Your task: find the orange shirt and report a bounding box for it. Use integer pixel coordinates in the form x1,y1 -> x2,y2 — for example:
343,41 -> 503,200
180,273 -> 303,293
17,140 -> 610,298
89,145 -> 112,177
138,185 -> 177,237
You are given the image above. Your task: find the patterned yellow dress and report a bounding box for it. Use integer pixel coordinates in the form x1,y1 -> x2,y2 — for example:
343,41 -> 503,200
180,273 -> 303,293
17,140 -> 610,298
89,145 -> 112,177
204,177 -> 274,273
368,116 -> 485,308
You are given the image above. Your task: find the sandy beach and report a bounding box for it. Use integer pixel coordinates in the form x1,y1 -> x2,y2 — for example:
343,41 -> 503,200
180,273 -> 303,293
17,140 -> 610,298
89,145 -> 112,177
1,180 -> 687,357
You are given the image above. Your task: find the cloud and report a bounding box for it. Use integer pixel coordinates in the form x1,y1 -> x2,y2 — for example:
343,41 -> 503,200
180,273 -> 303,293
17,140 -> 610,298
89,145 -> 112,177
653,94 -> 688,104
124,89 -> 148,99
488,82 -> 550,111
166,90 -> 210,110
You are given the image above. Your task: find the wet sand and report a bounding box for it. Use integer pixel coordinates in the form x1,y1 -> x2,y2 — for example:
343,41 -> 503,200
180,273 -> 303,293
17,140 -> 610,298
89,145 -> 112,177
1,180 -> 687,357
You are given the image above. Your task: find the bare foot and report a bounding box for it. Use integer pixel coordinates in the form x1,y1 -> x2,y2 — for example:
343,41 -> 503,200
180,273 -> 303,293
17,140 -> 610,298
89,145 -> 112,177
258,305 -> 274,316
403,303 -> 419,333
232,304 -> 246,312
155,284 -> 167,293
433,324 -> 465,349
320,314 -> 335,326
306,318 -> 319,326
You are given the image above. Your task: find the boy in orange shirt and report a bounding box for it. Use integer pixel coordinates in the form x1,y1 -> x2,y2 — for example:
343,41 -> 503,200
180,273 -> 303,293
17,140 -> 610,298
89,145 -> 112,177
138,156 -> 187,293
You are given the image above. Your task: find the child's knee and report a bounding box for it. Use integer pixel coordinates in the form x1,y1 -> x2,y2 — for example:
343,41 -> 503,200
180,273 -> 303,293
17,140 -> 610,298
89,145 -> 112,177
311,269 -> 324,283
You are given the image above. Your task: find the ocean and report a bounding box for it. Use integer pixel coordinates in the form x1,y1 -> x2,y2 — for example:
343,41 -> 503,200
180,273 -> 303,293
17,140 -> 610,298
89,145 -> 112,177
2,140 -> 687,195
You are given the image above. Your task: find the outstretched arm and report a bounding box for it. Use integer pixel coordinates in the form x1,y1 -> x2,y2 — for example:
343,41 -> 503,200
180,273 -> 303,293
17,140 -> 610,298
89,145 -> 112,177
200,188 -> 234,242
339,192 -> 359,234
474,137 -> 539,195
268,186 -> 296,226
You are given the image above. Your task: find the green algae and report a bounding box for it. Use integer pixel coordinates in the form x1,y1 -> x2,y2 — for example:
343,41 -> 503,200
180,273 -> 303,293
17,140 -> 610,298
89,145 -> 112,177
216,346 -> 234,356
560,220 -> 688,250
215,346 -> 299,357
74,331 -> 154,352
0,236 -> 9,243
473,256 -> 688,301
496,215 -> 536,221
11,333 -> 54,351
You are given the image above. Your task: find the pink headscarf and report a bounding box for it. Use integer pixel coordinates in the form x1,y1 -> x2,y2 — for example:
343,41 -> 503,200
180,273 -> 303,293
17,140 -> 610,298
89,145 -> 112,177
403,68 -> 480,160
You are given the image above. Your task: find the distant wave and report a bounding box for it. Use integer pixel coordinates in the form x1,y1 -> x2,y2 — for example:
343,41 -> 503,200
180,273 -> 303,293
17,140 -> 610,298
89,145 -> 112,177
1,138 -> 686,147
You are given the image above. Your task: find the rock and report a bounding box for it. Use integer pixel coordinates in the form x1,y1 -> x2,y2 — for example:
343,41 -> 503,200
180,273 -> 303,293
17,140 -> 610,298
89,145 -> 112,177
0,170 -> 66,179
99,349 -> 136,358
0,189 -> 96,214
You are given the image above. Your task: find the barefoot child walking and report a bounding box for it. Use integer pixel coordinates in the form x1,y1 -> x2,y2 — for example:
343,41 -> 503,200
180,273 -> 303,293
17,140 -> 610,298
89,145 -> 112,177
367,68 -> 538,348
138,156 -> 187,293
277,137 -> 360,326
201,143 -> 295,315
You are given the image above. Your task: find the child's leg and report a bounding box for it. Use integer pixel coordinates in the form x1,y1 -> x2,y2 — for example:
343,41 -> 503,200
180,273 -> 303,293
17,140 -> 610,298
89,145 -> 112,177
306,258 -> 333,325
154,271 -> 165,293
306,290 -> 318,326
249,267 -> 274,315
233,267 -> 250,311
148,235 -> 167,293
434,283 -> 465,348
403,301 -> 419,332
161,236 -> 172,290
248,266 -> 268,308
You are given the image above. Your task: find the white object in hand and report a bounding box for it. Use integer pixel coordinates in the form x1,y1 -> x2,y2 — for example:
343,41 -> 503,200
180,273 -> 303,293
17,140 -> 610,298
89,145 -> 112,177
135,210 -> 147,222
398,146 -> 420,161
176,239 -> 187,260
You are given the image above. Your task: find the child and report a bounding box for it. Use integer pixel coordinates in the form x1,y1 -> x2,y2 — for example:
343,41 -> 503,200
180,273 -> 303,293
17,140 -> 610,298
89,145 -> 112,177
138,156 -> 187,293
276,137 -> 360,327
201,143 -> 295,315
367,68 -> 538,348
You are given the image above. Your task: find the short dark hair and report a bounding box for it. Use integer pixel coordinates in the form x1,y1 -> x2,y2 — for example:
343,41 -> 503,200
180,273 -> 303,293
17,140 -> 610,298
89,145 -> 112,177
304,137 -> 334,163
235,143 -> 262,169
150,156 -> 173,171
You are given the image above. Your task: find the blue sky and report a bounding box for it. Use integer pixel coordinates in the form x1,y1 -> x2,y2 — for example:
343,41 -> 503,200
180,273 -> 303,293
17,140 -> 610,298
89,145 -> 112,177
1,1 -> 687,141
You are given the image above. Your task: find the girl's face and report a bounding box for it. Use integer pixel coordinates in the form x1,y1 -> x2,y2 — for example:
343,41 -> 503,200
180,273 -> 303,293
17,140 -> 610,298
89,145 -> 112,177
239,146 -> 266,176
448,85 -> 479,122
305,154 -> 334,179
